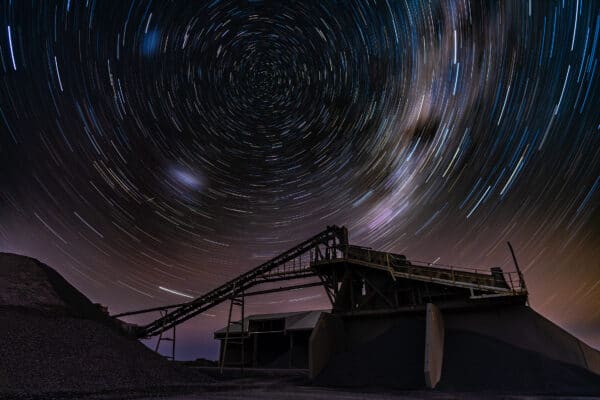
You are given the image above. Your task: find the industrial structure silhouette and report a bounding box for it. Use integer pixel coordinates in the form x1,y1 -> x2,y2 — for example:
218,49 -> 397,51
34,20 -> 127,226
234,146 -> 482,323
114,226 -> 600,390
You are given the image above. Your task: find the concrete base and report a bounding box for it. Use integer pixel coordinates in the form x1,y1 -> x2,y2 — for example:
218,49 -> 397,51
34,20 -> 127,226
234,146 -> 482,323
424,303 -> 444,389
309,304 -> 600,393
581,340 -> 600,375
309,313 -> 344,379
311,313 -> 426,388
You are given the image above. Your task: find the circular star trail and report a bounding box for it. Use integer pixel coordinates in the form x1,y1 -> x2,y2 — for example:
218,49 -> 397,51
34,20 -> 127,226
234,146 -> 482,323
0,1 -> 599,358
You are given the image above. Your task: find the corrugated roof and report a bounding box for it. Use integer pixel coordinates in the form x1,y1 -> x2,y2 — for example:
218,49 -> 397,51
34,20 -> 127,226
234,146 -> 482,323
286,310 -> 326,331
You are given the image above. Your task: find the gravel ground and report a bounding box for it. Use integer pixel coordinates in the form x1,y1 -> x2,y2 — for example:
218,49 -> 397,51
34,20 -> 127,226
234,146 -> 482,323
118,383 -> 600,400
35,373 -> 600,400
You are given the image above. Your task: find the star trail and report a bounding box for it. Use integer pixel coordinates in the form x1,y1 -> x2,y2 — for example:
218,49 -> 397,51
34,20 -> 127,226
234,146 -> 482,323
0,0 -> 599,359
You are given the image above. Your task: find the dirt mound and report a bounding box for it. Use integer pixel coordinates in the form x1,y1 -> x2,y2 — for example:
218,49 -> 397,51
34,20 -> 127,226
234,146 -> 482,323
0,253 -> 211,396
0,252 -> 106,319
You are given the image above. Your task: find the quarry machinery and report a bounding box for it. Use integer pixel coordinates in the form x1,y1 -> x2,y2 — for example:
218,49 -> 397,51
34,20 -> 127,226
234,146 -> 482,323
109,227 -> 600,392
115,225 -> 349,338
114,225 -> 528,364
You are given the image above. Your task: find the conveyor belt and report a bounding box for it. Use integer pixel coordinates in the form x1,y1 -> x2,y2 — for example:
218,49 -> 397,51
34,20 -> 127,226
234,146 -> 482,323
134,225 -> 348,338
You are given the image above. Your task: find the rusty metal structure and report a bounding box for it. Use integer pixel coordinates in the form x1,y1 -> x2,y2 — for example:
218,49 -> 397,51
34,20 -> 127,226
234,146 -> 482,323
115,226 -> 348,337
112,226 -> 600,391
114,225 -> 528,370
313,243 -> 527,313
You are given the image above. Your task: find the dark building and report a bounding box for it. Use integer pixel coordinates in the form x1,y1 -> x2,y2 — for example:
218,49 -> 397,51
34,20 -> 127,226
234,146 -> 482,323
215,310 -> 326,369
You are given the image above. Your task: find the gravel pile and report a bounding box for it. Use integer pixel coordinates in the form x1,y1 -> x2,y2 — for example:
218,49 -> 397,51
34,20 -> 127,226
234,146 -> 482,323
0,253 -> 211,396
438,329 -> 600,394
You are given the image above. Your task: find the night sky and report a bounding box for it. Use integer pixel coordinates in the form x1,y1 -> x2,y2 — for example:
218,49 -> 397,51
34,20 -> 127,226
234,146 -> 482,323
0,0 -> 599,360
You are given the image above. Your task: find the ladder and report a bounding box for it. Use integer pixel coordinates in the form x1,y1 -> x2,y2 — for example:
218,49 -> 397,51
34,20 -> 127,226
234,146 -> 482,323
219,287 -> 246,376
154,309 -> 176,360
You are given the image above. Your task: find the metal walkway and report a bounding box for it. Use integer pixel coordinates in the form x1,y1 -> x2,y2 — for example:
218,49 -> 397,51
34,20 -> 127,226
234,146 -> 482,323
314,245 -> 527,296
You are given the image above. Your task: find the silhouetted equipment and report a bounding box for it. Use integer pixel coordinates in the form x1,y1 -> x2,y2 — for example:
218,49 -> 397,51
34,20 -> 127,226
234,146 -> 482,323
507,240 -> 529,306
219,285 -> 246,375
117,225 -> 526,338
153,309 -> 176,361
114,226 -> 600,391
119,225 -> 348,339
214,310 -> 325,370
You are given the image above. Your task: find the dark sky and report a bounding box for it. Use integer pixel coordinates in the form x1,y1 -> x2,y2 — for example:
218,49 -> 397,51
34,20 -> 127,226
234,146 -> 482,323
0,0 -> 598,360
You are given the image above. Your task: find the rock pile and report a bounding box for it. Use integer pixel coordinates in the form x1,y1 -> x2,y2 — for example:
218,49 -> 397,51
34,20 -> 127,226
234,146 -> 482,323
0,253 -> 211,396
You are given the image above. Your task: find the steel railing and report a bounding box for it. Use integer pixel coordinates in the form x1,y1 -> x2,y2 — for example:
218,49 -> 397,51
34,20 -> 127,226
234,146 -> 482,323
312,245 -> 527,295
